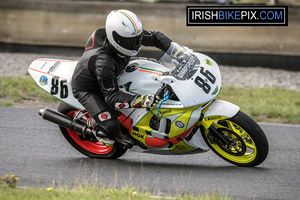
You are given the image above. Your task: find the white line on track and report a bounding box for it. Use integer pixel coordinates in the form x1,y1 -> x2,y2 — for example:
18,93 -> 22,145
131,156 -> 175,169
259,122 -> 300,128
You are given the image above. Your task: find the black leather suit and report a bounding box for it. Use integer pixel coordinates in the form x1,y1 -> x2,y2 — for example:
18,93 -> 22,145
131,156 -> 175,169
71,28 -> 172,136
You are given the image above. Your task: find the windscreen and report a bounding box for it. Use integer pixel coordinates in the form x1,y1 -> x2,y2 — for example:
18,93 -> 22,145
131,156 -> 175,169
159,43 -> 200,80
156,43 -> 222,107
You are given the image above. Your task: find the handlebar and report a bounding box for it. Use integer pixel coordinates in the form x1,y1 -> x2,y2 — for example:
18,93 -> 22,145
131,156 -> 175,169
155,87 -> 165,99
155,86 -> 170,115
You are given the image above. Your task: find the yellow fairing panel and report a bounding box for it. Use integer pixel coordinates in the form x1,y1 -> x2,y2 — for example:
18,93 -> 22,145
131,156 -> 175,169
156,105 -> 201,138
170,140 -> 196,153
131,105 -> 202,152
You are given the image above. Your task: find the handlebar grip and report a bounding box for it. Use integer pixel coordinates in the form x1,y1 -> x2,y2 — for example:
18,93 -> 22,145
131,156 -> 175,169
155,88 -> 165,99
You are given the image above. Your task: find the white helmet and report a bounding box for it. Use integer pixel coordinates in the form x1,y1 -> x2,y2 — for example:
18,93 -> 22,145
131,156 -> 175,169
106,10 -> 143,57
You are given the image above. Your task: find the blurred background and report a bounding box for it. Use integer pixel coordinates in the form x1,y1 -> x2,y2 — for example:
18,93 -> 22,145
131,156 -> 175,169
0,0 -> 299,69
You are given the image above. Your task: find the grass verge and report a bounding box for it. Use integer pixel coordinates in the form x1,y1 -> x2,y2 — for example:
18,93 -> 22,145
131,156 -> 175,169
1,76 -> 300,124
218,86 -> 300,124
0,76 -> 58,106
0,184 -> 230,200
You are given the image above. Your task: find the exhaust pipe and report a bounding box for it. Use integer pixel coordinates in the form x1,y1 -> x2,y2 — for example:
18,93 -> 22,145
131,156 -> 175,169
38,108 -> 92,136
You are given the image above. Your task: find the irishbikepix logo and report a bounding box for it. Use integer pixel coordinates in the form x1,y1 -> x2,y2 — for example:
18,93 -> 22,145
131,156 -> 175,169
187,6 -> 288,26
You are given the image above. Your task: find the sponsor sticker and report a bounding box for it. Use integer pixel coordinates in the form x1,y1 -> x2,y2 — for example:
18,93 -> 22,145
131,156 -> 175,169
39,75 -> 48,86
176,145 -> 187,150
205,116 -> 223,121
125,63 -> 138,72
119,81 -> 133,92
204,58 -> 213,66
175,120 -> 186,129
131,131 -> 145,139
40,62 -> 47,70
212,86 -> 219,95
47,61 -> 61,73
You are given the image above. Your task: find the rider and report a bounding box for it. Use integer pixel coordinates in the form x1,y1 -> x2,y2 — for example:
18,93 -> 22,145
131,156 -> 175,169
71,9 -> 187,146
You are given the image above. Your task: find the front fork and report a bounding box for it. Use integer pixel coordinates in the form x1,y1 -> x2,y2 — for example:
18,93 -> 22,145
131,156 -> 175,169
197,100 -> 240,145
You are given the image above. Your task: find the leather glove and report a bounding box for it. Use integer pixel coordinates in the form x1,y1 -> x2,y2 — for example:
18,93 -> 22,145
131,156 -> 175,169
177,53 -> 193,64
131,94 -> 160,109
167,42 -> 193,65
171,52 -> 194,68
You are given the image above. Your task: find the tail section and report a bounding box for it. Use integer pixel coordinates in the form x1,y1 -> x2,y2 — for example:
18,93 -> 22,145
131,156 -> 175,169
28,58 -> 84,110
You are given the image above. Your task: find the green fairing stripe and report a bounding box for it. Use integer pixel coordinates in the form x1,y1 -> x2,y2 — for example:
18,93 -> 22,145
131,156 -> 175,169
119,11 -> 137,32
138,66 -> 164,74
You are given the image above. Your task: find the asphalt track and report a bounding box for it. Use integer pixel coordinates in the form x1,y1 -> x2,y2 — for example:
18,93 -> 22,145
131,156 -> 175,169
1,106 -> 300,200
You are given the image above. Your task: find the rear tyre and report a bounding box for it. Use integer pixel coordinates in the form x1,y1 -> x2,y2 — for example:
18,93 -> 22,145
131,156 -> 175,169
202,111 -> 269,167
57,102 -> 127,159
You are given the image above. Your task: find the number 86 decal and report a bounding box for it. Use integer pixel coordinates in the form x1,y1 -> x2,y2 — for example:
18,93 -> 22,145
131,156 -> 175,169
194,67 -> 216,94
50,76 -> 69,98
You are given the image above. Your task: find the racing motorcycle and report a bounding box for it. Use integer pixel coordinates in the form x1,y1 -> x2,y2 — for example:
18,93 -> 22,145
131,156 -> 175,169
28,44 -> 269,167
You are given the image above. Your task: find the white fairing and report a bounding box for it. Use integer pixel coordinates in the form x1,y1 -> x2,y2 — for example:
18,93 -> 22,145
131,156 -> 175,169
119,52 -> 222,108
28,49 -> 222,111
28,58 -> 84,110
27,58 -> 174,110
184,128 -> 210,151
118,59 -> 186,108
118,59 -> 170,95
204,100 -> 240,118
157,52 -> 222,107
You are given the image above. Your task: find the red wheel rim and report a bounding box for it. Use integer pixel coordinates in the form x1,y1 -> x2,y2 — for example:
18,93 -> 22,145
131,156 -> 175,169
66,110 -> 113,154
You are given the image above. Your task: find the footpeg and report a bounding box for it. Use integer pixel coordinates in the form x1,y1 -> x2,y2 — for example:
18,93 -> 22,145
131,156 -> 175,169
91,130 -> 115,146
114,137 -> 134,149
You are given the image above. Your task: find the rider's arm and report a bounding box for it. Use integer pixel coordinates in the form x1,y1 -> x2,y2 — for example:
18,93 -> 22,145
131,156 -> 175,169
142,30 -> 172,52
92,52 -> 138,109
93,53 -> 157,109
142,30 -> 190,62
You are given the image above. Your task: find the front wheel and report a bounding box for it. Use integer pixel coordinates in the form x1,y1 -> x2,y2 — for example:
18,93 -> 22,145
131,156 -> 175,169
57,102 -> 127,159
202,111 -> 269,167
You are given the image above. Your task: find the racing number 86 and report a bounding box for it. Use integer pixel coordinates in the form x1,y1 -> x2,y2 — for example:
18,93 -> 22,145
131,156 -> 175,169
50,76 -> 68,98
194,67 -> 216,94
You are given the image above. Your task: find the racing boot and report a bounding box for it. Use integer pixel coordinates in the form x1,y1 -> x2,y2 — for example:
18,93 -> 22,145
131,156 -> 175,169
86,118 -> 115,146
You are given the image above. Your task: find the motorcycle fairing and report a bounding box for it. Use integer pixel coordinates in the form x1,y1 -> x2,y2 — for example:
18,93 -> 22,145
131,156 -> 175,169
156,52 -> 222,107
118,59 -> 168,94
28,58 -> 84,110
122,105 -> 210,154
200,100 -> 240,129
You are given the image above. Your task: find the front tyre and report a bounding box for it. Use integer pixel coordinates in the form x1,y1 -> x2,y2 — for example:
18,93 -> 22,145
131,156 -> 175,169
57,102 -> 127,159
202,111 -> 269,167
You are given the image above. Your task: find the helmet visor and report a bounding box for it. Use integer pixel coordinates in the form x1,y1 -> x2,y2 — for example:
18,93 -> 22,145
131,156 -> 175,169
112,31 -> 143,51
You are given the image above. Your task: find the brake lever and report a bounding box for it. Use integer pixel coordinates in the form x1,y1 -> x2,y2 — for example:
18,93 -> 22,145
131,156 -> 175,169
146,90 -> 170,118
156,90 -> 170,115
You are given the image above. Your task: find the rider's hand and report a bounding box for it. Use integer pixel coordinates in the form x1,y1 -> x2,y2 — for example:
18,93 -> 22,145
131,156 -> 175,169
177,53 -> 192,64
131,94 -> 160,109
171,53 -> 193,67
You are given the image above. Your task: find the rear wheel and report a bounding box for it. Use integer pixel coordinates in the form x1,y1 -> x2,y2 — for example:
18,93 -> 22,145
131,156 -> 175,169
202,111 -> 269,167
57,102 -> 127,159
